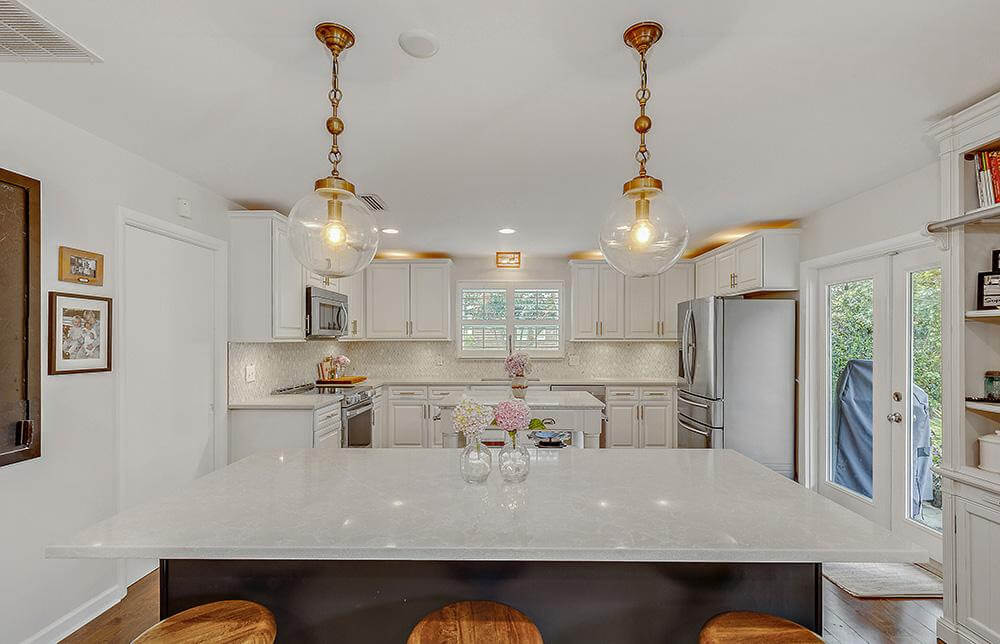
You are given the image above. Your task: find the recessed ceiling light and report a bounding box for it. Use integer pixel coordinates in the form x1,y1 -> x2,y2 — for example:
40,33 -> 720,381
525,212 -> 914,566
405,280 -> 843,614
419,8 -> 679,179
498,227 -> 516,234
381,228 -> 399,234
398,29 -> 439,59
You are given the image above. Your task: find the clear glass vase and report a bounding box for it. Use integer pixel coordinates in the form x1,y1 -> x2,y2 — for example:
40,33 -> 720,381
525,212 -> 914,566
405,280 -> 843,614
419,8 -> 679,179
460,437 -> 492,484
498,431 -> 530,483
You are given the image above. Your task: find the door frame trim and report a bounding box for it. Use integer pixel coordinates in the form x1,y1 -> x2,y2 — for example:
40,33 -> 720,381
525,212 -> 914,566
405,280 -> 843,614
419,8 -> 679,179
113,207 -> 228,586
798,231 -> 934,490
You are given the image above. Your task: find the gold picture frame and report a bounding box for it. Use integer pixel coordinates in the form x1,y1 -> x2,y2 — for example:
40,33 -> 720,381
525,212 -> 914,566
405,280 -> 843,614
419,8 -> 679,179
496,251 -> 521,269
58,246 -> 104,286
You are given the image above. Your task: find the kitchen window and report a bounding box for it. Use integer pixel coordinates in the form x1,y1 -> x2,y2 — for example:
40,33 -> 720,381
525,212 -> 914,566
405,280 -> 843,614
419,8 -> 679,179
457,281 -> 564,358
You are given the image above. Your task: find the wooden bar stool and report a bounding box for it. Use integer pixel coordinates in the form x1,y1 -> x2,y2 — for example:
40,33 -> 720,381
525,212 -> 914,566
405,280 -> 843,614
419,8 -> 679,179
132,600 -> 276,643
699,611 -> 821,643
408,600 -> 543,643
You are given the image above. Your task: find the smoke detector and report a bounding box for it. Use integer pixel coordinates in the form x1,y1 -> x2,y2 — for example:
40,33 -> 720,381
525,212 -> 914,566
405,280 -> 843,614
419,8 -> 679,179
0,0 -> 101,62
398,29 -> 439,59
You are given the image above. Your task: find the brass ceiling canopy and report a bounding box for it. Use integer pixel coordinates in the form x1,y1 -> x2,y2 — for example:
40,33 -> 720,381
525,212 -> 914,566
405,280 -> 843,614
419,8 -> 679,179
623,21 -> 662,54
315,23 -> 355,56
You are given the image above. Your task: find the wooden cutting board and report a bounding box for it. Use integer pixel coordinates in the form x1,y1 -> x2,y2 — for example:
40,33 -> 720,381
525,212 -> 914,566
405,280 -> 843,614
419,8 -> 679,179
316,376 -> 367,385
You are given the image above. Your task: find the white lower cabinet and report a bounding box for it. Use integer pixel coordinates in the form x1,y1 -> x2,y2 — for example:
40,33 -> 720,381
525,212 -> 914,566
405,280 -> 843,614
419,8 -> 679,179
956,497 -> 1000,641
389,401 -> 426,448
606,387 -> 675,448
607,403 -> 639,448
429,386 -> 467,447
229,401 -> 342,463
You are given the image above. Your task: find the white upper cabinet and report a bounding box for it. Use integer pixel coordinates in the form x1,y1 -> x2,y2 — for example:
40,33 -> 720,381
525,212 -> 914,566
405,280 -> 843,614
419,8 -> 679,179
574,260 -> 694,341
229,211 -> 305,342
337,270 -> 365,340
366,260 -> 451,340
693,230 -> 800,297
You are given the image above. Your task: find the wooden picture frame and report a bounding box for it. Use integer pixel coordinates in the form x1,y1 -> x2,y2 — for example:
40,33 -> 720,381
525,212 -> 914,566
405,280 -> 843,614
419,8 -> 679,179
48,291 -> 113,375
496,251 -> 521,269
58,246 -> 104,286
977,271 -> 1000,310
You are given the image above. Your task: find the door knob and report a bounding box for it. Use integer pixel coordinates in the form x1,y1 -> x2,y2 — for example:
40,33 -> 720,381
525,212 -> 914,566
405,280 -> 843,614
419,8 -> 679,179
887,412 -> 903,423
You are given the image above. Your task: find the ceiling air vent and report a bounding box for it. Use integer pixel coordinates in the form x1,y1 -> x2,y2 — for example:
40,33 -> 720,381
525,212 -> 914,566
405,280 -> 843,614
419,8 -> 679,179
0,0 -> 101,62
358,193 -> 387,212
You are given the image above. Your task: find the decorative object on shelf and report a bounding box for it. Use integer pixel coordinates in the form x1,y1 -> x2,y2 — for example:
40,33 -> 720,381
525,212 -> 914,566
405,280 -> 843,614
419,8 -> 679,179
58,246 -> 104,286
976,271 -> 1000,309
495,251 -> 521,269
504,351 -> 532,399
598,21 -> 688,278
986,371 -> 1000,401
495,399 -> 531,483
317,354 -> 351,380
48,292 -> 112,375
454,397 -> 494,484
288,22 -> 379,278
979,431 -> 1000,473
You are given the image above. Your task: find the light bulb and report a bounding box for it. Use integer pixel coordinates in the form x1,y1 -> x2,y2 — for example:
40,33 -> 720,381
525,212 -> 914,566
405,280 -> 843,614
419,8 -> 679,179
324,219 -> 347,247
629,218 -> 655,248
599,181 -> 688,278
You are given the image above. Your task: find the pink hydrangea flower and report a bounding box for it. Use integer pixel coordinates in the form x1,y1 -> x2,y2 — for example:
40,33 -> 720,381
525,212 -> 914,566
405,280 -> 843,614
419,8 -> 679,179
494,399 -> 531,432
504,352 -> 532,378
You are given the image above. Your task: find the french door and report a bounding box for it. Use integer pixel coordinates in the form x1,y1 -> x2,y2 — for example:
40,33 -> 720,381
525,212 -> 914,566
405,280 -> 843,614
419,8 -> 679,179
816,244 -> 944,560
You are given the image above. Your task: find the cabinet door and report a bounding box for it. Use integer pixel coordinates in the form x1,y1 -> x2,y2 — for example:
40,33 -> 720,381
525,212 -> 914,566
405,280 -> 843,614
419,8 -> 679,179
410,262 -> 451,339
372,401 -> 383,447
715,250 -> 736,295
735,236 -> 764,291
607,404 -> 638,448
366,263 -> 410,338
389,402 -> 426,448
625,275 -> 659,339
640,401 -> 672,448
314,428 -> 342,449
598,264 -> 625,338
338,270 -> 365,339
271,220 -> 305,339
956,498 -> 1000,641
571,263 -> 600,339
660,263 -> 694,339
695,256 -> 716,299
306,272 -> 337,290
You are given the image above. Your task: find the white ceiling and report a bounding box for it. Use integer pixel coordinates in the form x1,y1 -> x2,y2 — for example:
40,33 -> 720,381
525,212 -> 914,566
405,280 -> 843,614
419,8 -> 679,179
4,0 -> 1000,256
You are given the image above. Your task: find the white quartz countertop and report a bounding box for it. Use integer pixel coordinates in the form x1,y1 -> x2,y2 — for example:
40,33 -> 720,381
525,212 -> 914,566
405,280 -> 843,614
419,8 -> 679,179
437,390 -> 604,409
47,449 -> 925,564
228,394 -> 343,410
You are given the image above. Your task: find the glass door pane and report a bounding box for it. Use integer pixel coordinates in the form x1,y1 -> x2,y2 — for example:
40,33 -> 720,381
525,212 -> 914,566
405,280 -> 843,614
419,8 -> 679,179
827,278 -> 876,499
907,267 -> 942,533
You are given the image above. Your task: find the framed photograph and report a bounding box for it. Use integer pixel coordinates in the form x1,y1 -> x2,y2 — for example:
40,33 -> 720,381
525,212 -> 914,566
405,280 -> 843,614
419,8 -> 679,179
978,271 -> 1000,310
48,292 -> 112,375
496,251 -> 521,268
992,249 -> 1000,272
58,246 -> 104,286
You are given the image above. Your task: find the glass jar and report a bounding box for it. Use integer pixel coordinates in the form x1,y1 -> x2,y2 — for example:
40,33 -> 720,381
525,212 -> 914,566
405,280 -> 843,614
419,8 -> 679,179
460,437 -> 492,484
986,371 -> 1000,401
498,431 -> 531,483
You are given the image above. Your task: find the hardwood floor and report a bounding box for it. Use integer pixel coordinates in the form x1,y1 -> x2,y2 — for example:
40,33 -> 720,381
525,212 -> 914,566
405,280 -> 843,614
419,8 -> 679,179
61,571 -> 944,643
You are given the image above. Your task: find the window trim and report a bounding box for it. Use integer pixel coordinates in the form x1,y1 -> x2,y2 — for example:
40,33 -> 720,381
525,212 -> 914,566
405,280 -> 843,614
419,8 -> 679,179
456,280 -> 565,359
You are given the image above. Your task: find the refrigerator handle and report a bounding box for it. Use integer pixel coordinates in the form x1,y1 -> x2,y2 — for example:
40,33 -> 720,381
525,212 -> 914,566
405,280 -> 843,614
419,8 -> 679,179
682,308 -> 695,386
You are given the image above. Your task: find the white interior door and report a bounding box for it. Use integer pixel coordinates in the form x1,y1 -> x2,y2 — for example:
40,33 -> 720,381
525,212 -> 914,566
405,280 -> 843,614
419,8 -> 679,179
817,256 -> 891,527
121,222 -> 218,583
889,244 -> 944,561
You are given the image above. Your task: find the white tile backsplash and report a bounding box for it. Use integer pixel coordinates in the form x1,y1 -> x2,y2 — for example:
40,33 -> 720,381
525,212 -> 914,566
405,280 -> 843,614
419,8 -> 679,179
229,340 -> 678,400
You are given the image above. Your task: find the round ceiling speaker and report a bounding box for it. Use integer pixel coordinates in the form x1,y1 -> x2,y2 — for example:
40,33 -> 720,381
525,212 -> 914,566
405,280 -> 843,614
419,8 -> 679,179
398,29 -> 439,58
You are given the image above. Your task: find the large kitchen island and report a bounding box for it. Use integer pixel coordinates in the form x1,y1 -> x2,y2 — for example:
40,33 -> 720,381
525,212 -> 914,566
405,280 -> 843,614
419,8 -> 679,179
47,448 -> 924,642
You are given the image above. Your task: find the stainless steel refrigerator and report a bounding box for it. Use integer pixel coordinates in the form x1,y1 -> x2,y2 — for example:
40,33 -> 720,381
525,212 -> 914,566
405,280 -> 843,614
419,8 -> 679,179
677,296 -> 795,478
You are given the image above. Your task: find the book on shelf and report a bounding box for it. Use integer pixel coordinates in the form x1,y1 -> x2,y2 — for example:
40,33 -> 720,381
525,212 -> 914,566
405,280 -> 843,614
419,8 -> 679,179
974,150 -> 1000,209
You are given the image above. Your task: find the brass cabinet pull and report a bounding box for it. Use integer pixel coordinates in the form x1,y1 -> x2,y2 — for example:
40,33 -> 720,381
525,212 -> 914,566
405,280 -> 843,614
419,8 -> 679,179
352,320 -> 357,335
595,321 -> 599,335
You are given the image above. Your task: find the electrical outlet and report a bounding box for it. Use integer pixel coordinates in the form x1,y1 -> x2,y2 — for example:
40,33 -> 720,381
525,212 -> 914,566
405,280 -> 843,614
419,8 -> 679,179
245,364 -> 256,383
435,356 -> 444,367
567,354 -> 580,366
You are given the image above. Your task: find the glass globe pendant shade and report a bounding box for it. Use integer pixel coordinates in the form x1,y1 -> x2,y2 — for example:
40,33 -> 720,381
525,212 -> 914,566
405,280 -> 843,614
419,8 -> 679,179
288,179 -> 379,278
599,179 -> 689,278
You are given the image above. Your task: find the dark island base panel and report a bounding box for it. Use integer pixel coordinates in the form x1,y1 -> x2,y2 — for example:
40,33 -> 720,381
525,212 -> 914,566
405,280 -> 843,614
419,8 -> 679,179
160,559 -> 822,643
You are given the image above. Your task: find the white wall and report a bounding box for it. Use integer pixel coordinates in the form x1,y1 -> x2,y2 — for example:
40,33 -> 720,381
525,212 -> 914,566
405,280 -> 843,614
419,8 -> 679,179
799,162 -> 939,261
0,89 -> 239,643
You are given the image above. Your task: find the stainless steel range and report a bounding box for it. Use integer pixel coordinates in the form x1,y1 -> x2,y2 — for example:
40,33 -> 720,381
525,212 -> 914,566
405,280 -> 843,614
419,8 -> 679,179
272,383 -> 374,448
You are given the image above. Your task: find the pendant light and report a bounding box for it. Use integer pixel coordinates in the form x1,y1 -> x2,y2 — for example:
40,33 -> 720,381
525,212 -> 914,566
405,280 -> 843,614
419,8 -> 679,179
598,22 -> 688,278
289,23 -> 379,278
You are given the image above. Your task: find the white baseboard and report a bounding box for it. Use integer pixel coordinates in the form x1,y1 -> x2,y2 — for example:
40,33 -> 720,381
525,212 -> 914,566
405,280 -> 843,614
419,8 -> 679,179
21,583 -> 125,644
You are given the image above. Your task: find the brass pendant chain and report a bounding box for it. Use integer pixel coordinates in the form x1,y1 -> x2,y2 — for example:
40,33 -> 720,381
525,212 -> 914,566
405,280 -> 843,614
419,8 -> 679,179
327,55 -> 345,178
634,52 -> 652,177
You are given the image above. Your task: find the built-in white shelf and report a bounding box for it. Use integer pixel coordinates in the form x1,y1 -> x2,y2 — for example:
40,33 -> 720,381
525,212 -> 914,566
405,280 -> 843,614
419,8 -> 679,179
959,201 -> 1000,225
965,310 -> 1000,323
966,400 -> 1000,416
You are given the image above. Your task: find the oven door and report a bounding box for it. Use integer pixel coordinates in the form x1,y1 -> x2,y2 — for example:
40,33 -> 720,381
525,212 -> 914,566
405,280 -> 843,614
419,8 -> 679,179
342,403 -> 373,448
309,298 -> 347,337
676,414 -> 723,449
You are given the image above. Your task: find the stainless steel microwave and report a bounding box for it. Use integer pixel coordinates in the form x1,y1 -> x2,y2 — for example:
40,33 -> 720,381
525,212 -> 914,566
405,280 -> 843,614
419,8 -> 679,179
306,287 -> 348,338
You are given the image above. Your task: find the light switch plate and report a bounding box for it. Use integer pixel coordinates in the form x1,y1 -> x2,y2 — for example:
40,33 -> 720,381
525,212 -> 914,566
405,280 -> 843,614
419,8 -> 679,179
176,197 -> 192,219
245,364 -> 256,383
567,354 -> 580,366
435,356 -> 444,367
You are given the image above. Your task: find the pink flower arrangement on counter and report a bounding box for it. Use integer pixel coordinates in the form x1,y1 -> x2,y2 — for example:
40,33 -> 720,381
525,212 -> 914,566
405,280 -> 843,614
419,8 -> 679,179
332,355 -> 350,369
494,398 -> 531,432
504,352 -> 532,378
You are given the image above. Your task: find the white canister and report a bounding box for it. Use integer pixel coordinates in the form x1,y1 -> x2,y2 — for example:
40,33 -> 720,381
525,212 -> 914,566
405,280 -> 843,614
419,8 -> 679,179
980,431 -> 1000,474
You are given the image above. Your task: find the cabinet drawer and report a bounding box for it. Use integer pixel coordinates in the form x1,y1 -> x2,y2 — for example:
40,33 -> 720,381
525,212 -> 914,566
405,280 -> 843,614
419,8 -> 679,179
607,387 -> 639,401
389,386 -> 428,399
640,387 -> 673,401
429,386 -> 466,400
314,427 -> 341,449
314,404 -> 342,426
